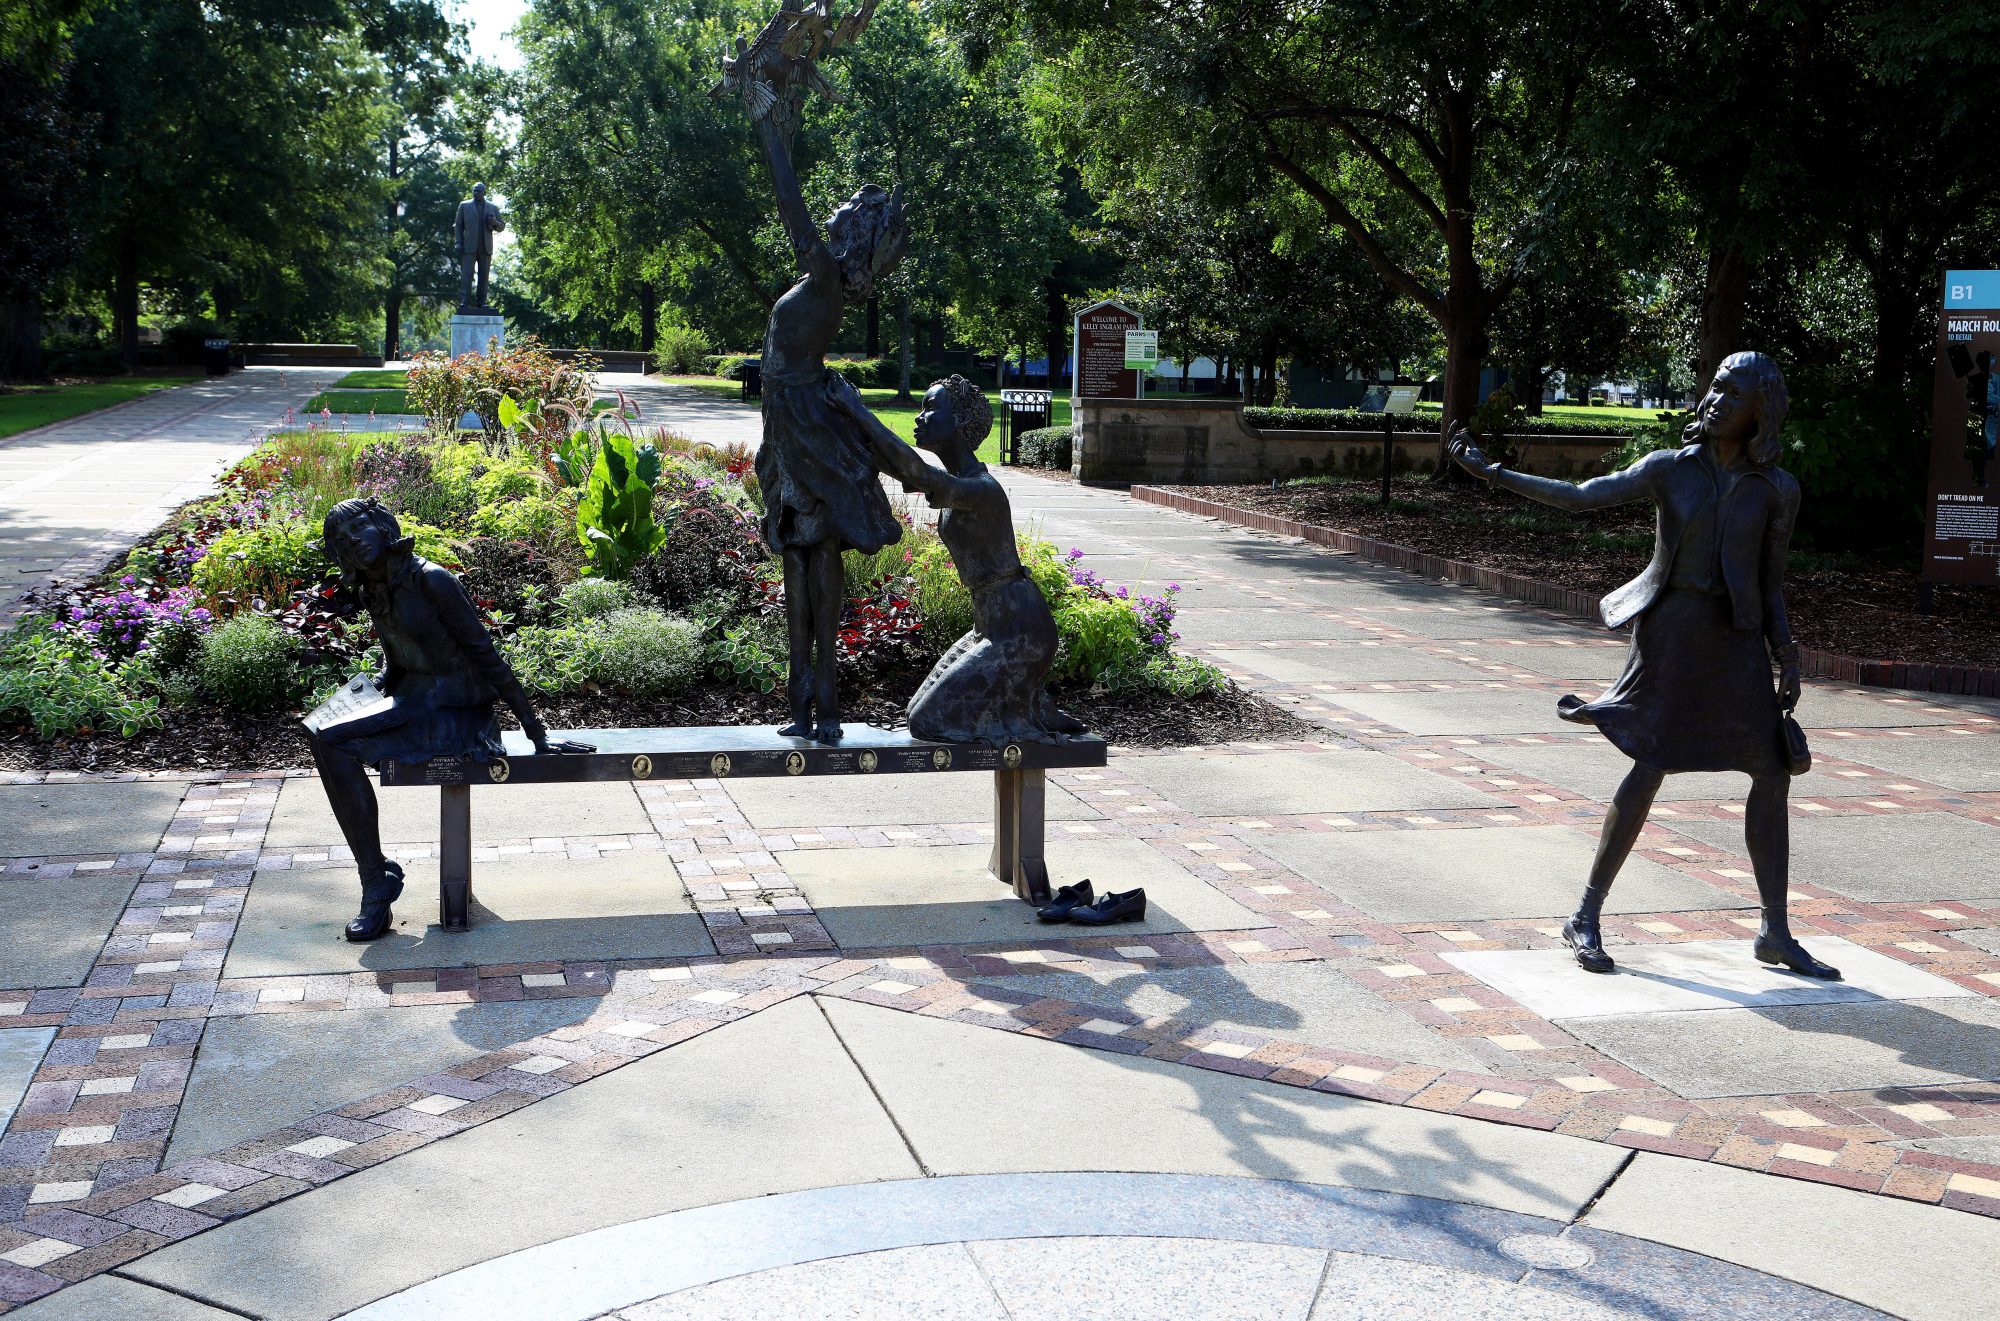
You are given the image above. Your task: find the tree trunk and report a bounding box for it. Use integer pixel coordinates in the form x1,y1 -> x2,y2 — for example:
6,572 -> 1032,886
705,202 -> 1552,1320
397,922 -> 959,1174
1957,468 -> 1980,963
1696,239 -> 1751,393
865,294 -> 880,357
1044,281 -> 1066,392
638,281 -> 657,355
114,240 -> 140,371
384,290 -> 402,363
895,291 -> 913,402
0,298 -> 46,382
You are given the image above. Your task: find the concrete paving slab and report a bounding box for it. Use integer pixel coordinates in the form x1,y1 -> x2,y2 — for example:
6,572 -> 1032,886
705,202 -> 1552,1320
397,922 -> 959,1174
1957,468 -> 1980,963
1826,734 -> 2000,792
979,963 -> 1493,1073
1899,1135 -> 2000,1164
1443,936 -> 1973,1020
973,1236 -> 1329,1321
1174,609 -> 1375,643
1445,642 -> 1630,682
1959,927 -> 2000,954
1119,748 -> 1499,817
1321,689 -> 1583,735
625,1243 -> 1007,1320
1254,824 -> 1741,922
819,997 -> 1628,1220
1209,646 -> 1492,684
1584,1152 -> 2000,1321
1793,689 -> 1973,730
5,1275 -> 244,1320
0,874 -> 139,989
1660,811 -> 2000,902
1563,996 -> 2000,1097
125,998 -> 922,1321
264,778 -> 652,848
784,839 -> 1263,948
0,781 -> 186,856
1468,740 -> 1890,801
0,1025 -> 56,1130
723,774 -> 1096,828
167,999 -> 602,1165
225,852 -> 708,977
1350,609 -> 1593,642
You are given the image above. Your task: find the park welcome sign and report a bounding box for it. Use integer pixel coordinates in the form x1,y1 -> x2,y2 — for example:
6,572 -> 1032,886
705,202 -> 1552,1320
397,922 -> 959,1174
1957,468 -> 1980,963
1926,270 -> 2000,585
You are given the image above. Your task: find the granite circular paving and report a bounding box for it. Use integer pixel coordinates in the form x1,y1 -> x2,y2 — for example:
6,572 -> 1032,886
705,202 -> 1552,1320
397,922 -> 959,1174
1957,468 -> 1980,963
344,1173 -> 1888,1321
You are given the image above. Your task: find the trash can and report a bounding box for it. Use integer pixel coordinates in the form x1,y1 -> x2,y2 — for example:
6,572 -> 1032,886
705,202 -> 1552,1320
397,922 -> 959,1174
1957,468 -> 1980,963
1000,389 -> 1053,464
202,338 -> 231,377
742,357 -> 763,401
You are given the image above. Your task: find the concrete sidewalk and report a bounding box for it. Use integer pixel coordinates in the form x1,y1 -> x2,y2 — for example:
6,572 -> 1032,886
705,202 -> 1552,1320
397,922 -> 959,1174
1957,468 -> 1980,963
0,367 -> 341,621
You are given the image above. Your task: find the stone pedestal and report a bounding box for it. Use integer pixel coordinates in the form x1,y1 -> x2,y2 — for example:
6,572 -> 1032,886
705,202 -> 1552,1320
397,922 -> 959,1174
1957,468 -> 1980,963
449,311 -> 505,359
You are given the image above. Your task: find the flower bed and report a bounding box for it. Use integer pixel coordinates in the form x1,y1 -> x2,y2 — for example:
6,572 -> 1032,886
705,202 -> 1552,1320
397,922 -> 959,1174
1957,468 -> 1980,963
0,362 -> 1307,769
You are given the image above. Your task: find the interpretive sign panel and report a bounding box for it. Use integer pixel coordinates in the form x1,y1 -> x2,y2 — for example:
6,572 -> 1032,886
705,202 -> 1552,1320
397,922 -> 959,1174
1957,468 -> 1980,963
1123,329 -> 1159,372
1072,299 -> 1141,401
1924,270 -> 2000,584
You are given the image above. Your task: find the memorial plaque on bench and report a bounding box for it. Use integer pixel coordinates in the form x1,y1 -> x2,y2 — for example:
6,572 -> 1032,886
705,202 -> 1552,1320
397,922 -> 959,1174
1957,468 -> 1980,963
379,725 -> 1107,788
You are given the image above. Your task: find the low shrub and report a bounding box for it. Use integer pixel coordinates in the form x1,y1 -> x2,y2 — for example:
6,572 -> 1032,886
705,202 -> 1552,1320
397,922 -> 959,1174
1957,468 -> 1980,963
196,615 -> 299,712
576,430 -> 666,578
701,616 -> 785,693
555,578 -> 634,620
504,606 -> 700,697
471,486 -> 576,548
1015,425 -> 1074,469
591,608 -> 702,696
52,579 -> 211,662
456,537 -> 568,627
653,324 -> 711,375
0,622 -> 162,739
191,521 -> 325,607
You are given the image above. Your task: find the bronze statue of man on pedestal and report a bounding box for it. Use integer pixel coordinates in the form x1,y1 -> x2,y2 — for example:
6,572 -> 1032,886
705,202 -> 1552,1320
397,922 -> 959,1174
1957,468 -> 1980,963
454,183 -> 505,312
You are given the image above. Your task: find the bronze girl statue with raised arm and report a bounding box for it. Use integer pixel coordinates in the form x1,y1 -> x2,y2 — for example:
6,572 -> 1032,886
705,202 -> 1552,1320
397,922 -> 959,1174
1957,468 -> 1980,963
1450,352 -> 1838,981
720,2 -> 907,743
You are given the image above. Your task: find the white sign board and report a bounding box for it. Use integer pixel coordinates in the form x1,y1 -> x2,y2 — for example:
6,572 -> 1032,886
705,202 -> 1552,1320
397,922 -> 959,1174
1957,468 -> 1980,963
1384,385 -> 1422,414
1123,329 -> 1159,372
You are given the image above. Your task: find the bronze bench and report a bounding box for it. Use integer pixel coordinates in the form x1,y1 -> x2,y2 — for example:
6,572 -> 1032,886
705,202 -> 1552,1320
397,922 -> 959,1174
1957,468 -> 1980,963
379,725 -> 1109,930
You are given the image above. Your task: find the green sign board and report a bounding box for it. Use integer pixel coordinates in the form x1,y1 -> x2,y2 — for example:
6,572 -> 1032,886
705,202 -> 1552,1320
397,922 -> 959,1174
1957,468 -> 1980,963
1123,329 -> 1158,372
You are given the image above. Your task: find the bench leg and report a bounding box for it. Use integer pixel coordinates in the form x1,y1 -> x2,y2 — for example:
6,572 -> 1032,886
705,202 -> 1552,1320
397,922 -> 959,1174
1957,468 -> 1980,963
1014,769 -> 1050,904
439,784 -> 472,931
991,769 -> 1020,891
990,768 -> 1051,905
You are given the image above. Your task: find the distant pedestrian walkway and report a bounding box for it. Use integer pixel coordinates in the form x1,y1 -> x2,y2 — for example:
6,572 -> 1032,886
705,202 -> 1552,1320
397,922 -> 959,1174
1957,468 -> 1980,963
0,366 -> 340,621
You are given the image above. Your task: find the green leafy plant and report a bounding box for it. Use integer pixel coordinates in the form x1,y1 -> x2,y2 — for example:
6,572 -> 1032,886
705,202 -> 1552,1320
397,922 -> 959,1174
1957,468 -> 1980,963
701,616 -> 786,693
0,622 -> 162,739
576,430 -> 667,579
1015,426 -> 1074,468
196,615 -> 299,711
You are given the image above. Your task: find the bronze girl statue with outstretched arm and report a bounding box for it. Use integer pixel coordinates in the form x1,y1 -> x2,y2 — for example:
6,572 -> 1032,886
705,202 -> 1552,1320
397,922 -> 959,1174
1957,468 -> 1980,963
1450,352 -> 1838,981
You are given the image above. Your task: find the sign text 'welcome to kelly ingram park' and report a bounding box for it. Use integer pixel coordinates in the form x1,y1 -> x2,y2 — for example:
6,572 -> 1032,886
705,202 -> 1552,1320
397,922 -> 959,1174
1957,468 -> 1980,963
1925,270 -> 2000,585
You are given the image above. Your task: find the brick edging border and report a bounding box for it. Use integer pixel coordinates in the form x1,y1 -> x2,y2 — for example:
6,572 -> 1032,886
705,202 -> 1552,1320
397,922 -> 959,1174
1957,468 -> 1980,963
1130,485 -> 2000,700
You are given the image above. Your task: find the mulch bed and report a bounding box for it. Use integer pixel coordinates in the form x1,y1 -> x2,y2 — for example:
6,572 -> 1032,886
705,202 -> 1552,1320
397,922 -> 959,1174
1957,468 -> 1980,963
0,676 -> 1316,774
1167,479 -> 2000,668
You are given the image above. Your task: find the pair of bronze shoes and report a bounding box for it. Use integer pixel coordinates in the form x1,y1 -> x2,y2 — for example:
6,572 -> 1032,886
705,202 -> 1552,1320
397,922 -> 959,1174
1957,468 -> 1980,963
1562,913 -> 1841,980
1037,880 -> 1146,925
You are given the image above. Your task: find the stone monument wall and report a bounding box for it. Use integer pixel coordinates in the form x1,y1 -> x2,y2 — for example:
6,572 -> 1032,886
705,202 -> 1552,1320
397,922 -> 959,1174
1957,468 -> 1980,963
1072,398 -> 1623,486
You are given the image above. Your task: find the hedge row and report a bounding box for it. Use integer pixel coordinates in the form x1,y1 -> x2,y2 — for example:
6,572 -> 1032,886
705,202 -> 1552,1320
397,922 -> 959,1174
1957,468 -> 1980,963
1243,406 -> 1651,437
1015,425 -> 1074,469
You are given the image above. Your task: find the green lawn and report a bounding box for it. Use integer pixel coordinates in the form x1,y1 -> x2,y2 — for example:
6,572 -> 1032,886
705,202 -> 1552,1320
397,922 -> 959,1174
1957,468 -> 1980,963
0,375 -> 196,440
305,388 -> 412,414
1413,400 -> 1664,423
332,369 -> 409,389
657,374 -> 1069,464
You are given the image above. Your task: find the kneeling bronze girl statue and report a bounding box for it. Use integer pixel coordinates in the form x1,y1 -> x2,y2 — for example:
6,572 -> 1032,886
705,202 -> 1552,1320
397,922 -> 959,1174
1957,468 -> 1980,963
1450,352 -> 1837,980
304,499 -> 586,941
